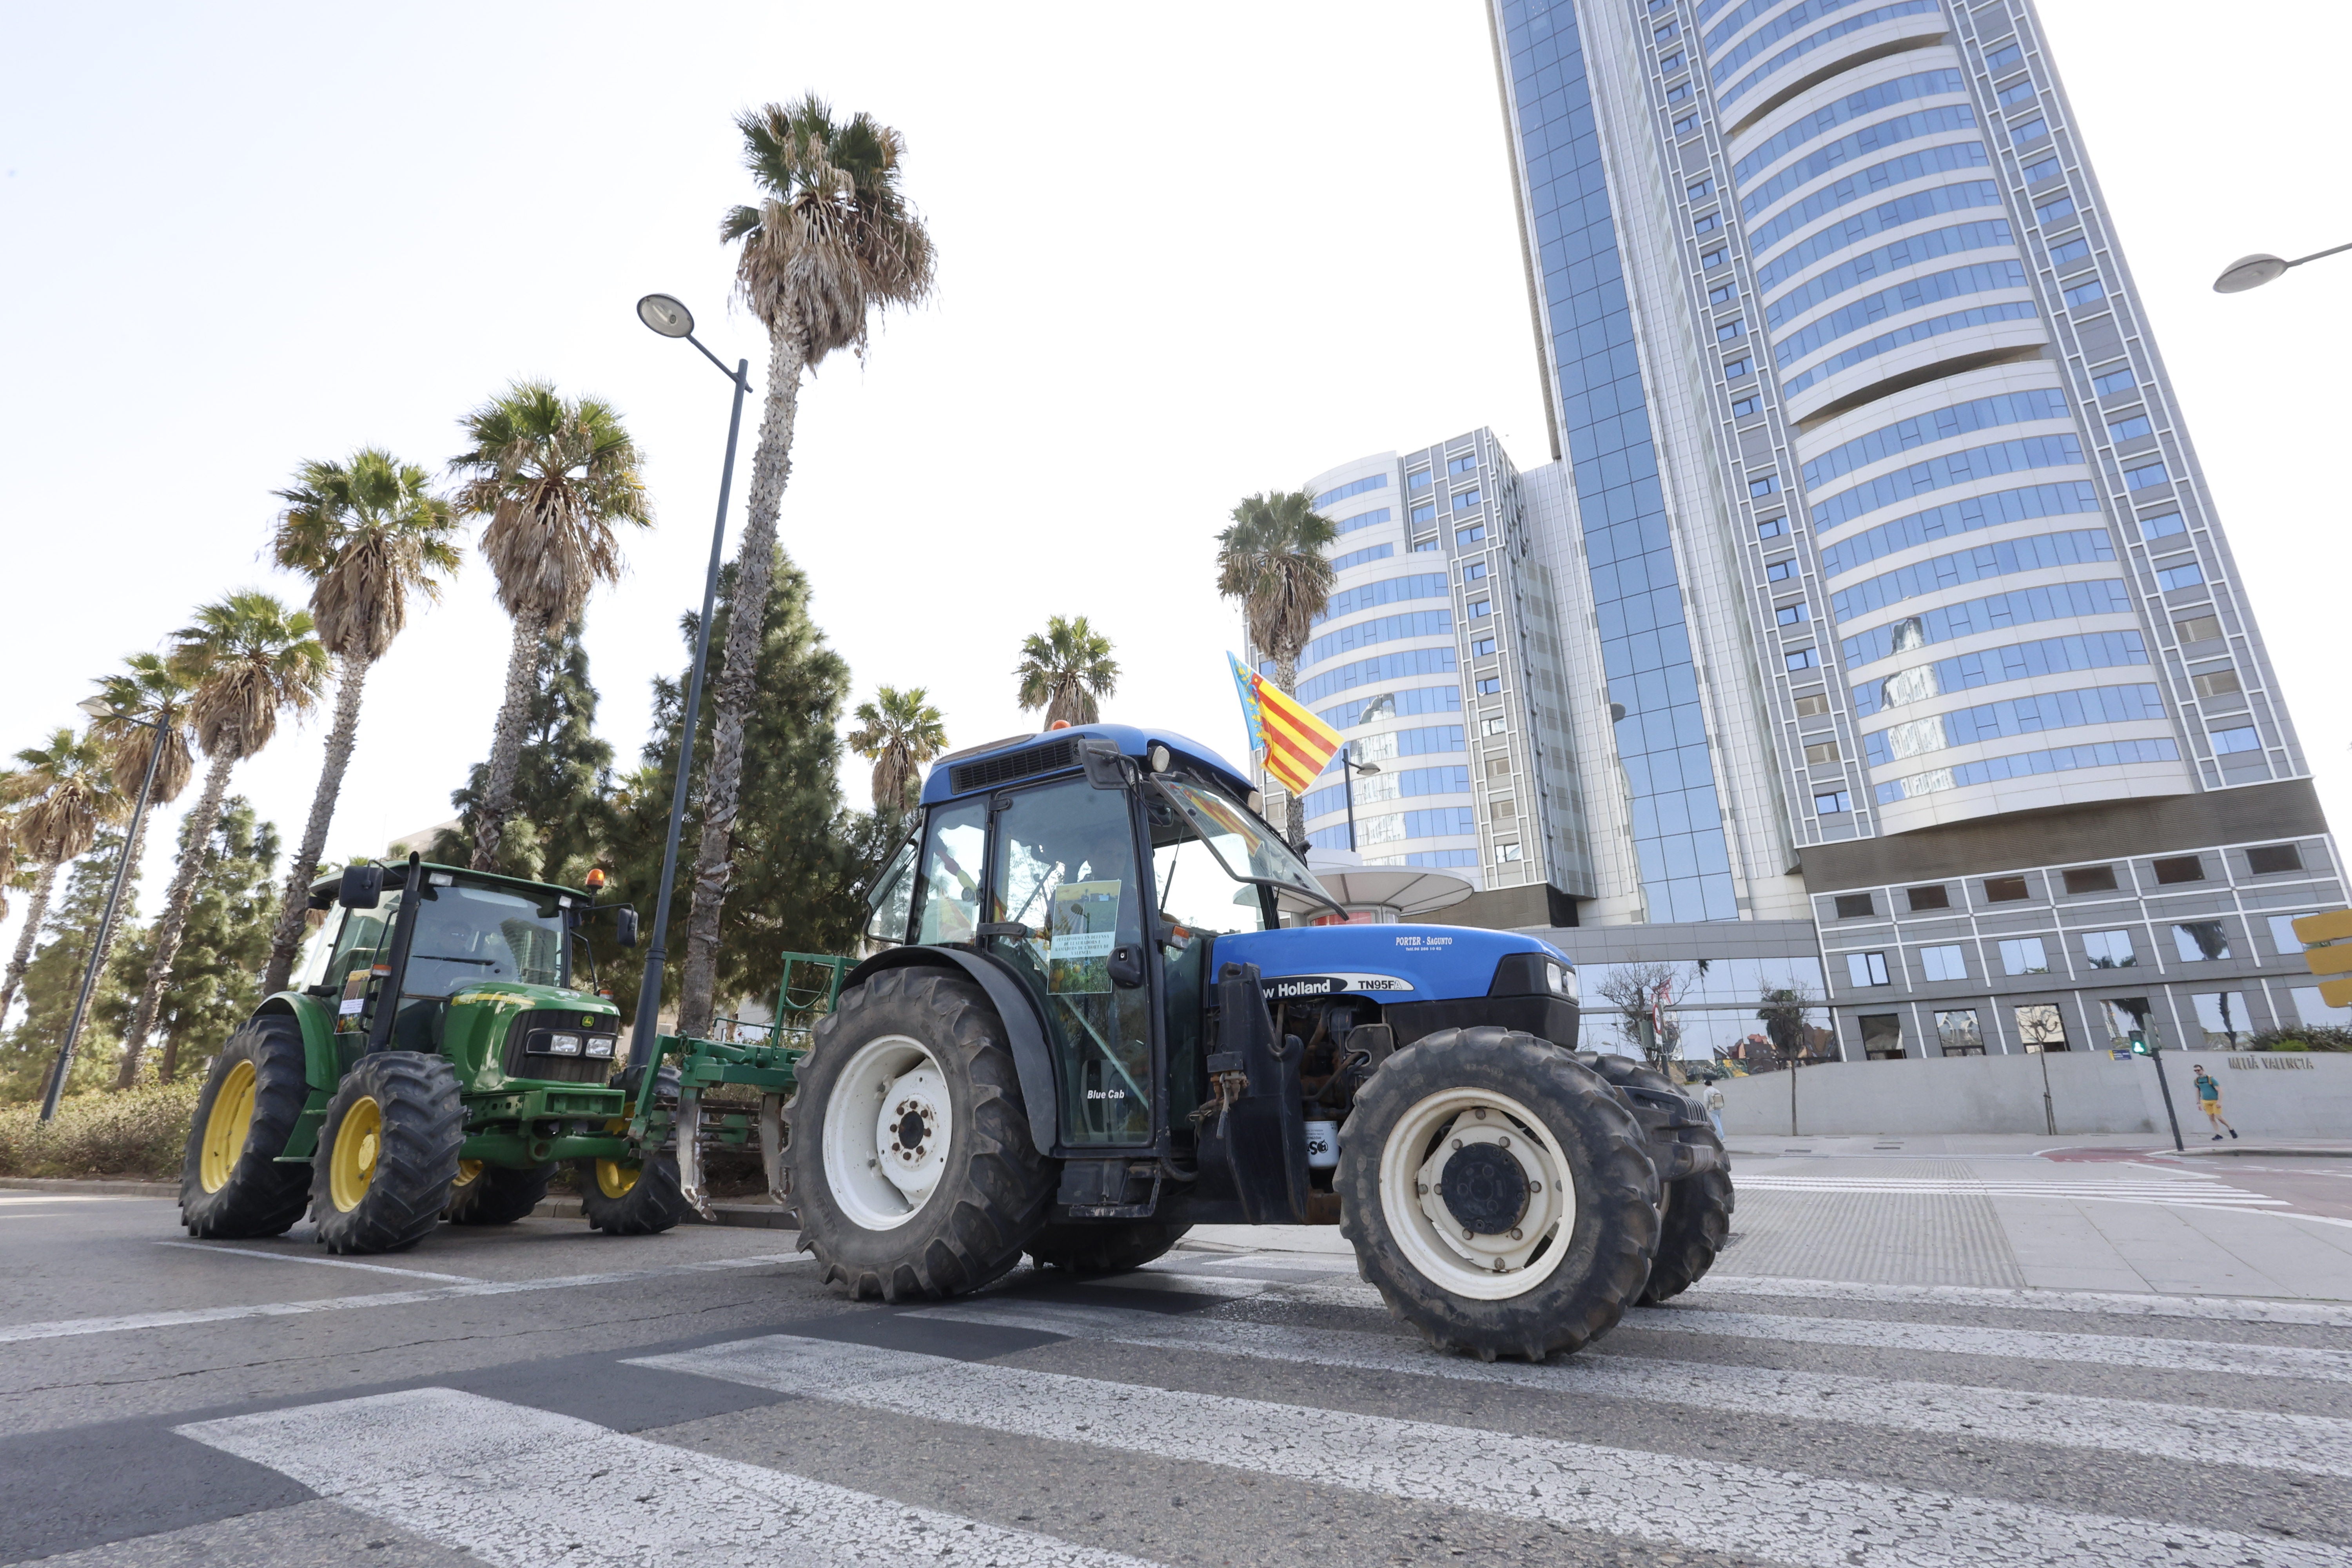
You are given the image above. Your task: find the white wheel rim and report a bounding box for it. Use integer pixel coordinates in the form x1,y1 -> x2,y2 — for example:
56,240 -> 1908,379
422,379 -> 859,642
1376,1086 -> 1575,1300
822,1034 -> 953,1230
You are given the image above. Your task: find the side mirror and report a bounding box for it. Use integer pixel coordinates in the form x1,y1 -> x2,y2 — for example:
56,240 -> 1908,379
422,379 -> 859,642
1107,944 -> 1145,989
613,907 -> 640,948
338,864 -> 384,909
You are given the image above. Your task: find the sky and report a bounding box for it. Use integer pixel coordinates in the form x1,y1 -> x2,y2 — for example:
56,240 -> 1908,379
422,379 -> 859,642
2,1 -> 2347,969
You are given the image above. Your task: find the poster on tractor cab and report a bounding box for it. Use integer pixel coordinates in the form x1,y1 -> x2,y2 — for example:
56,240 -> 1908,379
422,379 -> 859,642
1047,880 -> 1121,994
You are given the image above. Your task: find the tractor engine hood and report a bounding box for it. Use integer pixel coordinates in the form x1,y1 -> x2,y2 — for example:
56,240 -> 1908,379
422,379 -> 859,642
1210,925 -> 1575,1005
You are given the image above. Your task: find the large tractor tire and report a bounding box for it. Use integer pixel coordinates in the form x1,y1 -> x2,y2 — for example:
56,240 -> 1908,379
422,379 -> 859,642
311,1052 -> 464,1255
445,1160 -> 556,1225
1028,1220 -> 1191,1277
574,1153 -> 692,1235
179,1015 -> 314,1239
1582,1054 -> 1735,1305
1337,1027 -> 1658,1361
785,967 -> 1055,1301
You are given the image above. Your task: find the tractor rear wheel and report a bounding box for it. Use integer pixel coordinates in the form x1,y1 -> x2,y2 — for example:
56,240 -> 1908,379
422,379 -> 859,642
574,1153 -> 691,1235
1028,1220 -> 1191,1277
311,1052 -> 464,1255
445,1160 -> 556,1225
179,1014 -> 313,1239
1581,1054 -> 1735,1304
1337,1027 -> 1658,1361
785,967 -> 1055,1301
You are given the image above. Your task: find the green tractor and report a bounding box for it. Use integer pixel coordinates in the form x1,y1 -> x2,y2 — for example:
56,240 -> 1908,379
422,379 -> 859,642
180,854 -> 694,1252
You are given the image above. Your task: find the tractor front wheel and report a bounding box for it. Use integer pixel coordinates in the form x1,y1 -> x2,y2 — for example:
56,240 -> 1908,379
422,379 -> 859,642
311,1052 -> 464,1255
1028,1220 -> 1192,1277
1581,1054 -> 1734,1305
179,1015 -> 313,1239
1337,1027 -> 1658,1361
573,1153 -> 691,1236
445,1161 -> 556,1226
785,967 -> 1055,1301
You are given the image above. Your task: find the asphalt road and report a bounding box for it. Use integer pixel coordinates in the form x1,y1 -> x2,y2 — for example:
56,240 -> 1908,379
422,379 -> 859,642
4,1188 -> 2350,1567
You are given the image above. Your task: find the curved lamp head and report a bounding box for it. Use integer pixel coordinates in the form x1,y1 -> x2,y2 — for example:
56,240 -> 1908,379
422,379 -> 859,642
2213,254 -> 2289,294
637,293 -> 695,338
75,695 -> 112,719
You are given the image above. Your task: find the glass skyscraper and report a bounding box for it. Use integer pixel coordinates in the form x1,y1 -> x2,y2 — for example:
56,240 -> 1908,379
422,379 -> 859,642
1457,0 -> 2343,1059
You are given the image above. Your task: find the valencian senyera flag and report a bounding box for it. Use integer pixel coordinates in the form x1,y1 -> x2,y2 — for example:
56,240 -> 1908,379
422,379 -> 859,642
1226,653 -> 1344,797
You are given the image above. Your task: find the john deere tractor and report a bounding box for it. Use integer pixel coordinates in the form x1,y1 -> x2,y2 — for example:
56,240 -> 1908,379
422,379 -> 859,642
782,725 -> 1733,1361
180,856 -> 695,1252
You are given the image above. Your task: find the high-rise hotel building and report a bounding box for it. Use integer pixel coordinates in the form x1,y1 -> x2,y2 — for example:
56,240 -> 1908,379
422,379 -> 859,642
1270,0 -> 2343,1060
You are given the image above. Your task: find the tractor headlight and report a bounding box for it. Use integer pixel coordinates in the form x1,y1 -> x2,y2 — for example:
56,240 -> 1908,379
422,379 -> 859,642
584,1035 -> 616,1058
1548,963 -> 1579,1000
546,1033 -> 583,1056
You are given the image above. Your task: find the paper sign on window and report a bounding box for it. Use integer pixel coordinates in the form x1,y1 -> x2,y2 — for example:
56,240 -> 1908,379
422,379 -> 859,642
1047,880 -> 1122,993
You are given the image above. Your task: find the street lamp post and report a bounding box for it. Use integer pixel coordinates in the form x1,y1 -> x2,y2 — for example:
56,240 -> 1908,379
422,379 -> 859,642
1339,745 -> 1382,852
40,699 -> 165,1120
2212,241 -> 2352,293
626,293 -> 752,1074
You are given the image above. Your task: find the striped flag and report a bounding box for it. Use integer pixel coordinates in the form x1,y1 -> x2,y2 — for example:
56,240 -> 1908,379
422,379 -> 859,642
1227,653 -> 1343,797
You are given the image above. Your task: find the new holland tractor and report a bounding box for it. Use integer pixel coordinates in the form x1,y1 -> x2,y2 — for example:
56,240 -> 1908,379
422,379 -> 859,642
179,857 -> 697,1252
783,724 -> 1733,1360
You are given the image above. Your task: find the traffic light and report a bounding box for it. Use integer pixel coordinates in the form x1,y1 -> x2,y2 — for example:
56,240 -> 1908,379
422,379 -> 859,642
2292,909 -> 2352,1007
2128,1031 -> 2151,1056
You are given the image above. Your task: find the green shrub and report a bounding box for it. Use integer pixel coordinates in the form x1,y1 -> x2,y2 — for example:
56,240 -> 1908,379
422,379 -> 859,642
2246,1026 -> 2352,1053
0,1078 -> 203,1180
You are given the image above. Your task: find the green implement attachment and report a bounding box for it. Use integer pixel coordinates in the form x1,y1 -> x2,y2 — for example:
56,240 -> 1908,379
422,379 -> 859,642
627,952 -> 851,1216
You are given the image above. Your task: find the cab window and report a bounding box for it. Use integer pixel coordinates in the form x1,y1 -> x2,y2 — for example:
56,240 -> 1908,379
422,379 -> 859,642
866,839 -> 916,946
913,800 -> 988,945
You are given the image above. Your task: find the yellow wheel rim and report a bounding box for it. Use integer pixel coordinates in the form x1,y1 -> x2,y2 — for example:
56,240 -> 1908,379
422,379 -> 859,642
595,1159 -> 641,1199
199,1060 -> 258,1194
329,1096 -> 383,1212
454,1159 -> 484,1188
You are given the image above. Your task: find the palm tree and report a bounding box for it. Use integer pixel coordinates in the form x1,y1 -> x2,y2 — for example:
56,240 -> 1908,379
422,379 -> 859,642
1015,616 -> 1120,728
119,593 -> 327,1080
846,686 -> 947,812
85,657 -> 198,1086
259,448 -> 461,992
0,730 -> 122,1025
672,96 -> 938,1035
450,384 -> 650,873
1216,490 -> 1338,846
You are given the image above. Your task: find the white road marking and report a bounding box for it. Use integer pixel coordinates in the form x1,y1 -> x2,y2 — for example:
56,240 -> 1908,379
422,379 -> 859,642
0,1253 -> 809,1344
1739,1177 -> 2288,1207
177,1387 -> 1161,1568
157,1240 -> 484,1283
633,1334 -> 2340,1568
0,1193 -> 151,1204
1685,1273 -> 2352,1327
1624,1305 -> 2352,1381
911,1300 -> 2352,1477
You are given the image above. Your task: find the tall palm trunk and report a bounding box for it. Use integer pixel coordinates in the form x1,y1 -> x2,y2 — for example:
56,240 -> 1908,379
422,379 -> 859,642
120,751 -> 234,1080
96,808 -> 161,1087
1274,652 -> 1307,850
677,328 -> 806,1037
474,612 -> 546,872
262,653 -> 372,991
0,862 -> 60,1023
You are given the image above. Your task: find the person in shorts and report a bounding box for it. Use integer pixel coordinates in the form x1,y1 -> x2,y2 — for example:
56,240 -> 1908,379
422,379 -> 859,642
2190,1063 -> 2238,1141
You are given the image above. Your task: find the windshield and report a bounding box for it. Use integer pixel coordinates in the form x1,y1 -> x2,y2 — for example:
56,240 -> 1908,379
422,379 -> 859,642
1151,779 -> 1328,923
403,881 -> 568,997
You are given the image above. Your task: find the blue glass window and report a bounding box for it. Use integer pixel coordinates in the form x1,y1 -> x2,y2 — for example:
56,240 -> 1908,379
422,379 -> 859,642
1300,765 -> 1471,822
1829,529 -> 2116,622
1800,388 -> 2069,490
1984,40 -> 2022,71
1736,86 -> 1975,217
1315,686 -> 1463,730
1862,683 -> 2166,765
1330,543 -> 1394,572
1710,282 -> 1738,305
1655,19 -> 1680,41
1405,850 -> 1480,868
2046,234 -> 2090,267
1819,481 -> 2103,578
2155,560 -> 2204,592
1754,183 -> 2005,295
2139,511 -> 2184,540
1315,474 -> 1388,508
1468,600 -> 1494,619
1717,1 -> 1944,109
1838,578 -> 2134,665
1815,789 -> 1853,815
1452,488 -> 1483,510
1463,561 -> 1488,581
2091,367 -> 2135,397
2009,117 -> 2049,146
1851,629 -> 2147,715
1455,524 -> 1487,544
2034,194 -> 2076,225
1448,453 -> 1479,474
1301,608 -> 1453,669
1746,142 -> 1990,259
1696,211 -> 1722,234
1766,557 -> 1797,581
1718,318 -> 1746,341
1809,435 -> 2085,532
1659,51 -> 1685,73
1413,539 -> 1439,553
1674,113 -> 1700,136
1294,646 -> 1456,705
1758,515 -> 1787,538
1786,647 -> 1819,670
1312,572 -> 1451,626
1779,300 -> 2042,398
1876,737 -> 2180,803
2125,462 -> 2169,490
1688,177 -> 1714,201
1470,637 -> 1496,658
1997,79 -> 2037,107
1411,503 -> 1436,524
1773,260 -> 2028,369
1337,507 -> 1392,534
1750,474 -> 1780,497
1704,248 -> 1730,269
2211,726 -> 2261,755
2063,278 -> 2107,309
1667,80 -> 1692,102
1725,356 -> 1754,378
1764,222 -> 2015,331
2107,414 -> 2152,442
1732,393 -> 1761,416
1476,676 -> 1502,695
1408,470 -> 1432,492
2022,158 -> 2062,185
1777,602 -> 1810,625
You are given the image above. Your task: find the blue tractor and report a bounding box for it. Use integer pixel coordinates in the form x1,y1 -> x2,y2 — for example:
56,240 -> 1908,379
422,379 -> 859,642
787,725 -> 1731,1359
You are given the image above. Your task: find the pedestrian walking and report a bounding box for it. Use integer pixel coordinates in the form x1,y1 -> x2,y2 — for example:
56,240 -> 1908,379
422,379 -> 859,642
1703,1080 -> 1727,1138
2190,1063 -> 2238,1140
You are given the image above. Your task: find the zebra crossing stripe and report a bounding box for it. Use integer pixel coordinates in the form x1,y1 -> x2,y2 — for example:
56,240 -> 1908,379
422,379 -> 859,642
906,1300 -> 2352,1478
1620,1305 -> 2352,1382
1684,1274 -> 2352,1327
175,1386 -> 1164,1568
630,1334 -> 2342,1568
